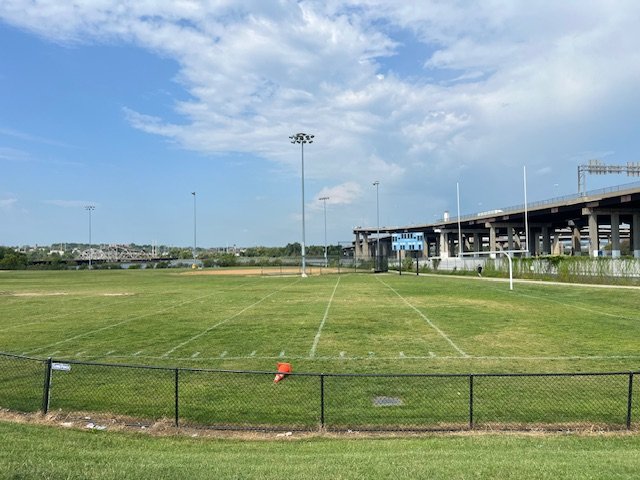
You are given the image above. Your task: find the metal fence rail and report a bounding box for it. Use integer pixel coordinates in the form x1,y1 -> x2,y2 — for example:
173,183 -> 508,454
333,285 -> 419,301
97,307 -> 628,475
0,353 -> 637,431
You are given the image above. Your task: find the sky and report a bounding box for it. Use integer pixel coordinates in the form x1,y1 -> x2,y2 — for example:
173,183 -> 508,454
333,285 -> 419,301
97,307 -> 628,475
1,1 -> 640,248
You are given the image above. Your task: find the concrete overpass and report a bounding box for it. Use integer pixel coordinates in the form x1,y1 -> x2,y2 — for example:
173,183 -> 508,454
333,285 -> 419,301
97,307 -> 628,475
352,181 -> 640,260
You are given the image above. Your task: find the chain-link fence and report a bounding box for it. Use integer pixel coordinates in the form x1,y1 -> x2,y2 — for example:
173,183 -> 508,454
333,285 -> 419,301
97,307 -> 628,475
1,353 -> 637,431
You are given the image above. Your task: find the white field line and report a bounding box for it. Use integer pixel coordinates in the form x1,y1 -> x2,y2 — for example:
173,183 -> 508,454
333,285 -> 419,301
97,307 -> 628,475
161,280 -> 300,358
418,272 -> 640,290
0,296 -> 140,333
376,277 -> 468,357
6,282 -> 257,335
104,353 -> 640,362
23,290 -> 226,355
309,276 -> 341,358
511,290 -> 640,322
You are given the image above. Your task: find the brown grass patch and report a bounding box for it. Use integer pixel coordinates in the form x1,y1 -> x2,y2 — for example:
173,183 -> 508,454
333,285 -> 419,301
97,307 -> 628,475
184,267 -> 342,277
1,408 -> 637,440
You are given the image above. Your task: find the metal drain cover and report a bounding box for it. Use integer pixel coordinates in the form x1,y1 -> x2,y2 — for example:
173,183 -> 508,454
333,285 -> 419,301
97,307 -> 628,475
373,396 -> 403,407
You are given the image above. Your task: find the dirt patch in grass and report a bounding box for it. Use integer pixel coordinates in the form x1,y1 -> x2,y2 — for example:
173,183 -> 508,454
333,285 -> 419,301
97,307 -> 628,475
1,292 -> 133,297
184,267 -> 341,277
6,292 -> 69,297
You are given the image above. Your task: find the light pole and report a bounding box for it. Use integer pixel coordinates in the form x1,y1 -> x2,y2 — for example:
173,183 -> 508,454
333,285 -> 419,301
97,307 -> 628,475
373,181 -> 380,271
191,192 -> 197,265
290,132 -> 314,277
319,196 -> 329,267
85,205 -> 95,269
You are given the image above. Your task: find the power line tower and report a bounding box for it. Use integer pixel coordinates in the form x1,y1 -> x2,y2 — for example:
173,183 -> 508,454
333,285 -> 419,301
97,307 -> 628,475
578,159 -> 640,194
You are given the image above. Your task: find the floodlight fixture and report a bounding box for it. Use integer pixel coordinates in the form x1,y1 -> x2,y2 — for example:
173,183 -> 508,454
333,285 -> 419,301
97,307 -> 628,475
290,132 -> 314,277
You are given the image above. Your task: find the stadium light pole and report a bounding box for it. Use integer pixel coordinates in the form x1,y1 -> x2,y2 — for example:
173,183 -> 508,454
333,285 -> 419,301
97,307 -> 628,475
319,196 -> 329,267
191,192 -> 197,265
85,205 -> 95,269
290,132 -> 314,277
373,181 -> 380,271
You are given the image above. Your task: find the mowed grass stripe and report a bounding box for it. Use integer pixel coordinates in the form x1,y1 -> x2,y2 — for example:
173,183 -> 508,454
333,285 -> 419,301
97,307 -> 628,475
173,276 -> 344,359
307,275 -> 458,359
7,276 -> 261,358
4,270 -> 640,374
0,294 -> 145,333
376,276 -> 468,357
161,278 -> 302,357
22,288 -> 233,355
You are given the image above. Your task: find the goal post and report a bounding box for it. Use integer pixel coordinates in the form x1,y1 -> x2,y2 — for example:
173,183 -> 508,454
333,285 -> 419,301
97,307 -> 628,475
455,249 -> 528,290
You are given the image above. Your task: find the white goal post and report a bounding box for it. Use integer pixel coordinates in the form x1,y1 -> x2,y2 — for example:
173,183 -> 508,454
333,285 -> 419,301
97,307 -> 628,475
457,249 -> 529,291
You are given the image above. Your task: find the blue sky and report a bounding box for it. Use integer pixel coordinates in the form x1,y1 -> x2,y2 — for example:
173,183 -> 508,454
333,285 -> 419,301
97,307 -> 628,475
1,1 -> 640,248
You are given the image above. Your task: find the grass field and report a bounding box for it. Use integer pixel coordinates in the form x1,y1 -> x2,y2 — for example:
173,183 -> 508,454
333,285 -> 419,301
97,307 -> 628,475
2,269 -> 640,373
2,420 -> 640,479
2,269 -> 640,430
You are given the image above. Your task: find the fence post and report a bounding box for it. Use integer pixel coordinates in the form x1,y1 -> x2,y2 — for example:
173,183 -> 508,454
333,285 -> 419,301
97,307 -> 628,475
469,374 -> 474,429
627,372 -> 634,430
320,374 -> 325,429
41,357 -> 52,415
174,368 -> 179,428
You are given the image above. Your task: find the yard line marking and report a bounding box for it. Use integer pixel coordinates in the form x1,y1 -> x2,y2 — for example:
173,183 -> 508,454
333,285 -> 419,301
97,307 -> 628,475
75,351 -> 85,357
339,351 -> 346,358
512,290 -> 640,322
133,350 -> 143,356
220,351 -> 227,358
376,277 -> 468,357
106,353 -> 640,362
0,297 -> 135,333
191,352 -> 200,358
23,290 -> 225,355
249,351 -> 256,357
105,350 -> 115,356
399,352 -> 406,358
429,351 -> 436,358
309,276 -> 341,358
279,350 -> 285,358
161,280 -> 301,358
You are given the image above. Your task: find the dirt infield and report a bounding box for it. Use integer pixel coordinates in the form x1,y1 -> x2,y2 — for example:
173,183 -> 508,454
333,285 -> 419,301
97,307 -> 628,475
184,266 -> 343,276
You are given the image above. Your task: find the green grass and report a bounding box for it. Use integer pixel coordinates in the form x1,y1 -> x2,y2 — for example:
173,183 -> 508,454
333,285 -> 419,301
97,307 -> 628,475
1,420 -> 639,479
2,270 -> 640,429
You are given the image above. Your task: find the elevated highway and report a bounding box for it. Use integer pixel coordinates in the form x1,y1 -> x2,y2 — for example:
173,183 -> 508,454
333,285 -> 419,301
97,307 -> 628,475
353,181 -> 640,259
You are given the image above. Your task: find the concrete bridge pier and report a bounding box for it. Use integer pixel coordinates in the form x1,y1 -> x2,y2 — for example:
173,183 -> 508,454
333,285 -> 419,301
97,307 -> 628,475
354,232 -> 362,259
610,212 -> 621,258
488,224 -> 497,258
542,226 -> 551,255
572,226 -> 582,255
473,233 -> 481,257
588,212 -> 599,257
362,233 -> 370,258
439,231 -> 452,258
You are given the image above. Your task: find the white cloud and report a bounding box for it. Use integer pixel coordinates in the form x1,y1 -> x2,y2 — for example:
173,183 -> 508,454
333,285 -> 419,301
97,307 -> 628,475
44,200 -> 95,208
0,197 -> 17,209
314,181 -> 363,207
0,147 -> 30,162
2,0 -> 640,231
